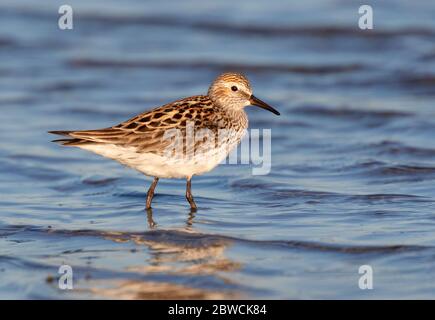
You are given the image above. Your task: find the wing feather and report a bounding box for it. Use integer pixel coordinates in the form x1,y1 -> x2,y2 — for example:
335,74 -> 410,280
49,95 -> 224,155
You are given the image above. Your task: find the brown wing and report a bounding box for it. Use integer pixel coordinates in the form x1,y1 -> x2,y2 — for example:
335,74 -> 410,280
50,95 -> 223,154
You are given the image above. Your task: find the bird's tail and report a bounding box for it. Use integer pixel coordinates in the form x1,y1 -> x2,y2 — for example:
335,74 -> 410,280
48,130 -> 89,146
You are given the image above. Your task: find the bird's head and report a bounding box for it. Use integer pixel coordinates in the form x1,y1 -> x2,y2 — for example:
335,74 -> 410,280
207,72 -> 280,115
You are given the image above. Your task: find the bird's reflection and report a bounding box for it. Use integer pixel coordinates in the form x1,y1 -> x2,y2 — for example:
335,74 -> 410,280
186,209 -> 196,230
144,207 -> 197,230
83,214 -> 243,299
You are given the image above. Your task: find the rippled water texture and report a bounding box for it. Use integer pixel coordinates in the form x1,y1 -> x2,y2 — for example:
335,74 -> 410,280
1,0 -> 435,299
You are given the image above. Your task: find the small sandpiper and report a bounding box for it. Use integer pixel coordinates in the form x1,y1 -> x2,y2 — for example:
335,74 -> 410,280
50,73 -> 279,210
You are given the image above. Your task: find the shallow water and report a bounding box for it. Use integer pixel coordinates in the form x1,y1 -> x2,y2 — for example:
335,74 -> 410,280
1,0 -> 435,299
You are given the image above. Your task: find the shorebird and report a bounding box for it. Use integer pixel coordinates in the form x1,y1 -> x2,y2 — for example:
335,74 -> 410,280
50,72 -> 279,210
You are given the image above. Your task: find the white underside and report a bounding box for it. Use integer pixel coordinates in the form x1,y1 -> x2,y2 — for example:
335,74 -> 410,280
78,140 -> 241,179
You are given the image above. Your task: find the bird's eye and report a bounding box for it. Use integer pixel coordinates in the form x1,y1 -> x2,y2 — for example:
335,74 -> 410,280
231,86 -> 238,92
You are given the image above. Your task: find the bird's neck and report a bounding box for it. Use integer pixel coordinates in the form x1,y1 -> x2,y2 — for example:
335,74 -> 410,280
209,96 -> 249,129
223,107 -> 248,130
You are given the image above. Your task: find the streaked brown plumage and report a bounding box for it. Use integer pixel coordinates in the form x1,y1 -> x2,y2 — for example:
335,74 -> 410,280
50,72 -> 279,210
52,95 -> 243,154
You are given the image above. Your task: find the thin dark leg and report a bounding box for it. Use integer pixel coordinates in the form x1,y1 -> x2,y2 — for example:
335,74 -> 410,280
146,177 -> 159,209
185,177 -> 197,210
146,209 -> 157,229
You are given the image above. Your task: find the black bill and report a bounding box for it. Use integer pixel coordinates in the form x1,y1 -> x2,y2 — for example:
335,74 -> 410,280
249,95 -> 280,115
